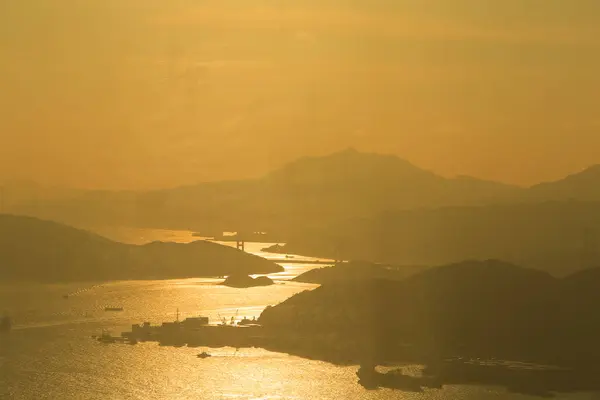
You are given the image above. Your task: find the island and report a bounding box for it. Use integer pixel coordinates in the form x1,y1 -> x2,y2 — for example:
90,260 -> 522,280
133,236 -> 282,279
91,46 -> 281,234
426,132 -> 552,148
0,214 -> 283,282
221,274 -> 274,288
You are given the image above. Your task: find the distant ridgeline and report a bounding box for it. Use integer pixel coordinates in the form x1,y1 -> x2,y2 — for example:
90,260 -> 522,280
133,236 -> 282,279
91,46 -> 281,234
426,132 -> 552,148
269,200 -> 600,277
6,150 -> 600,277
0,214 -> 282,282
12,149 -> 600,239
2,150 -> 523,233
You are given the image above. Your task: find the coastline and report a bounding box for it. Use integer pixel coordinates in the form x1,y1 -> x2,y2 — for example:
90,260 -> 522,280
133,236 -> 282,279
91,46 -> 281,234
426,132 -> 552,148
116,323 -> 600,397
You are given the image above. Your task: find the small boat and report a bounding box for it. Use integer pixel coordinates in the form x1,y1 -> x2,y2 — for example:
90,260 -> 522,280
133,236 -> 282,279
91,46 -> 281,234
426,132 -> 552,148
62,294 -> 69,299
104,307 -> 124,312
197,352 -> 212,359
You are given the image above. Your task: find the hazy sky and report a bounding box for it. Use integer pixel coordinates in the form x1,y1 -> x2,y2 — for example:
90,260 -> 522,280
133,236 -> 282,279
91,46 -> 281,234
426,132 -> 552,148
1,0 -> 599,189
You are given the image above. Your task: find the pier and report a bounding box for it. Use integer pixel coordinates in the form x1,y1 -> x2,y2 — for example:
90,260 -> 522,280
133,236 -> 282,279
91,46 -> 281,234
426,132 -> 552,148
103,314 -> 268,349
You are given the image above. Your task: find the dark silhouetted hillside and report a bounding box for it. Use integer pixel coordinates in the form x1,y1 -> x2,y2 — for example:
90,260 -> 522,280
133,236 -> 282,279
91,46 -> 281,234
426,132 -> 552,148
259,259 -> 600,365
271,201 -> 600,276
292,261 -> 427,284
0,214 -> 282,282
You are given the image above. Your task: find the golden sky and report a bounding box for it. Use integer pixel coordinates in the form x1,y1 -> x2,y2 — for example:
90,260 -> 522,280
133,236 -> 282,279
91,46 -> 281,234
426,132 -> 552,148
1,0 -> 599,189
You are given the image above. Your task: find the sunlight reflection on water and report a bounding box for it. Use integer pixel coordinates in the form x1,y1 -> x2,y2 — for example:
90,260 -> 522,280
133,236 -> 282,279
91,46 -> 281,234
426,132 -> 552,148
0,228 -> 590,399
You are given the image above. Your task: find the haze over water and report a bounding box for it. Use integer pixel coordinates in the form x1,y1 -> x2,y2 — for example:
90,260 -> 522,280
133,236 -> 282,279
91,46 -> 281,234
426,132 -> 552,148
2,1 -> 600,396
0,228 -> 595,400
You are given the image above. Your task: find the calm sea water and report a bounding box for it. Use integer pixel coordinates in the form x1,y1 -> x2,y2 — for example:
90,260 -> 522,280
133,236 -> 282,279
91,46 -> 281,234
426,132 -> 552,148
1,228 -> 597,399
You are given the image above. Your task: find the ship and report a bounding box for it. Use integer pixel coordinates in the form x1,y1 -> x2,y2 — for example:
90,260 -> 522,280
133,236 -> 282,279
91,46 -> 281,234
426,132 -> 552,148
1,315 -> 11,332
104,307 -> 124,312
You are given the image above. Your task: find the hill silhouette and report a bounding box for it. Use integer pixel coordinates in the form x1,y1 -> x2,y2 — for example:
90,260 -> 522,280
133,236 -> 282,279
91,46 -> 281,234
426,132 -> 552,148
292,261 -> 427,284
270,200 -> 600,276
258,259 -> 600,366
9,150 -> 600,279
0,214 -> 282,282
5,149 -> 523,234
527,165 -> 600,201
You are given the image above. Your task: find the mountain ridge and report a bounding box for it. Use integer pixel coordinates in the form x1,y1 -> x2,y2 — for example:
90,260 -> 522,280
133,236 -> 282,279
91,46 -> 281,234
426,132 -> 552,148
4,150 -> 600,234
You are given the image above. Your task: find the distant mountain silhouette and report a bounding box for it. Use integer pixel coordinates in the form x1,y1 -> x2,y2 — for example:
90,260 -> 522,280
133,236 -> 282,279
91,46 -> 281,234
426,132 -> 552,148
6,149 -> 523,233
8,151 -> 600,245
262,148 -> 522,215
270,201 -> 600,276
0,214 -> 282,282
527,165 -> 600,201
266,148 -> 441,186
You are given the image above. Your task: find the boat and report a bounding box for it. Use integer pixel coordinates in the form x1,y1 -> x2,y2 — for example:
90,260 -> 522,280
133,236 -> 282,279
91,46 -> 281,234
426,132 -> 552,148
104,307 -> 124,312
197,352 -> 212,359
1,315 -> 11,332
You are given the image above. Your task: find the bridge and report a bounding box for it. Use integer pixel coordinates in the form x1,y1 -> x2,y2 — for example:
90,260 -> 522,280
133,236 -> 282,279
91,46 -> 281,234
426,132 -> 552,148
270,259 -> 339,265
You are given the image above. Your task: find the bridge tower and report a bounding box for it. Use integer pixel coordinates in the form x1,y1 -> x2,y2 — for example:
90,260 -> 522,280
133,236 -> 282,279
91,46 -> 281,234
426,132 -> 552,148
236,232 -> 245,252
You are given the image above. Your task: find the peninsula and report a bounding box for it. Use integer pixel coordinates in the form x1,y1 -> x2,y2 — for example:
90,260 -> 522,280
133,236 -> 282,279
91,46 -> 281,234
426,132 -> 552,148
0,214 -> 283,282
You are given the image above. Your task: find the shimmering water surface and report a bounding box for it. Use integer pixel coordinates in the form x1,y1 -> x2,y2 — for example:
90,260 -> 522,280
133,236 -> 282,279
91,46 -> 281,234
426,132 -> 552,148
1,228 -> 597,399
